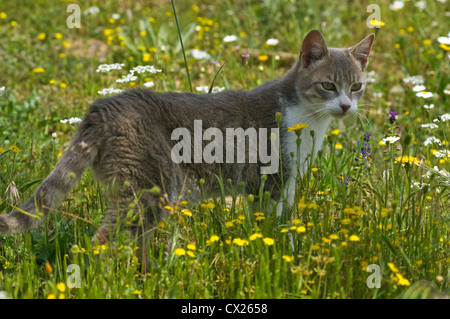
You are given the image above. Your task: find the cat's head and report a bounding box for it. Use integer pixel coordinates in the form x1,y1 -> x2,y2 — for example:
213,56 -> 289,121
296,30 -> 375,119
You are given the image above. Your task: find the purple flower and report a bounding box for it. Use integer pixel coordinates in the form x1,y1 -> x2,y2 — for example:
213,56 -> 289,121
389,111 -> 398,124
353,133 -> 372,169
339,174 -> 351,186
241,50 -> 250,65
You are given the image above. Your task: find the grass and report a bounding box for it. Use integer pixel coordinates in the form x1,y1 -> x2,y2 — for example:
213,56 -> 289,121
0,0 -> 449,299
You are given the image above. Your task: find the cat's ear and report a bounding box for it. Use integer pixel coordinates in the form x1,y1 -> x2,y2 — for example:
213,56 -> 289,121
350,34 -> 375,70
299,30 -> 329,68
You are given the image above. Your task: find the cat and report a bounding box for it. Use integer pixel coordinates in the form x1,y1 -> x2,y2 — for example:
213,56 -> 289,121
0,30 -> 374,260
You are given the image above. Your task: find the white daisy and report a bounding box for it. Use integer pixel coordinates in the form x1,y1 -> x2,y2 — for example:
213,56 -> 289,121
421,123 -> 439,129
412,85 -> 426,92
389,1 -> 404,11
416,91 -> 433,98
131,65 -> 162,74
423,136 -> 442,146
265,38 -> 279,46
223,35 -> 238,43
402,75 -> 424,85
98,88 -> 124,95
191,49 -> 211,60
381,136 -> 400,145
60,117 -> 82,124
96,63 -> 125,73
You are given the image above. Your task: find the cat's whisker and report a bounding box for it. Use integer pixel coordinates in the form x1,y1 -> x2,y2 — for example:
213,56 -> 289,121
354,112 -> 373,131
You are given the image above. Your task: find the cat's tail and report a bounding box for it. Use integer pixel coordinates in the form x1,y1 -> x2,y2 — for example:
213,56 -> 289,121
0,133 -> 97,235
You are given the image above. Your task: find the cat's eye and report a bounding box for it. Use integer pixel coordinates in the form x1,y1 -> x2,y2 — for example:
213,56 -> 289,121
351,83 -> 363,91
321,82 -> 336,91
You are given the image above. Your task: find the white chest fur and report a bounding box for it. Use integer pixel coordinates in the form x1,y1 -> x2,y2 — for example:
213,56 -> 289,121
277,105 -> 332,216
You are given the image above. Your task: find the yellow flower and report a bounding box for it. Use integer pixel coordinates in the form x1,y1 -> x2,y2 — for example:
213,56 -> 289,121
0,147 -> 4,153
201,202 -> 216,210
423,39 -> 432,45
187,250 -> 195,258
187,243 -> 196,251
387,262 -> 399,273
396,273 -> 411,286
179,200 -> 188,206
258,55 -> 269,62
407,26 -> 414,32
255,215 -> 265,221
37,33 -> 46,40
9,145 -> 20,153
369,19 -> 385,28
249,233 -> 263,241
349,235 -> 360,242
395,155 -> 419,166
331,129 -> 340,135
263,237 -> 274,246
45,262 -> 52,273
335,142 -> 343,150
32,68 -> 45,73
329,234 -> 339,240
47,293 -> 56,299
308,202 -> 318,209
207,235 -> 219,244
174,248 -> 186,256
132,290 -> 142,295
54,32 -> 63,40
225,221 -> 234,228
56,282 -> 66,293
10,20 -> 17,27
143,53 -> 151,62
287,123 -> 308,133
282,255 -> 294,262
181,209 -> 192,217
103,28 -> 114,36
0,12 -> 7,19
232,238 -> 249,246
62,40 -> 71,48
59,83 -> 67,88
296,226 -> 306,233
439,43 -> 450,51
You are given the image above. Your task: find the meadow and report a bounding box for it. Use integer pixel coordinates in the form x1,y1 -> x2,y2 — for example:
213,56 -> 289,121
0,0 -> 449,300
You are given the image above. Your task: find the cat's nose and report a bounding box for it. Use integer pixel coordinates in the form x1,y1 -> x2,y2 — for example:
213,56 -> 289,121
340,104 -> 351,113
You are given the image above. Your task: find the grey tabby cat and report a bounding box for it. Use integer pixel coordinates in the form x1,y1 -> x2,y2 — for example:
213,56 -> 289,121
0,30 -> 374,255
